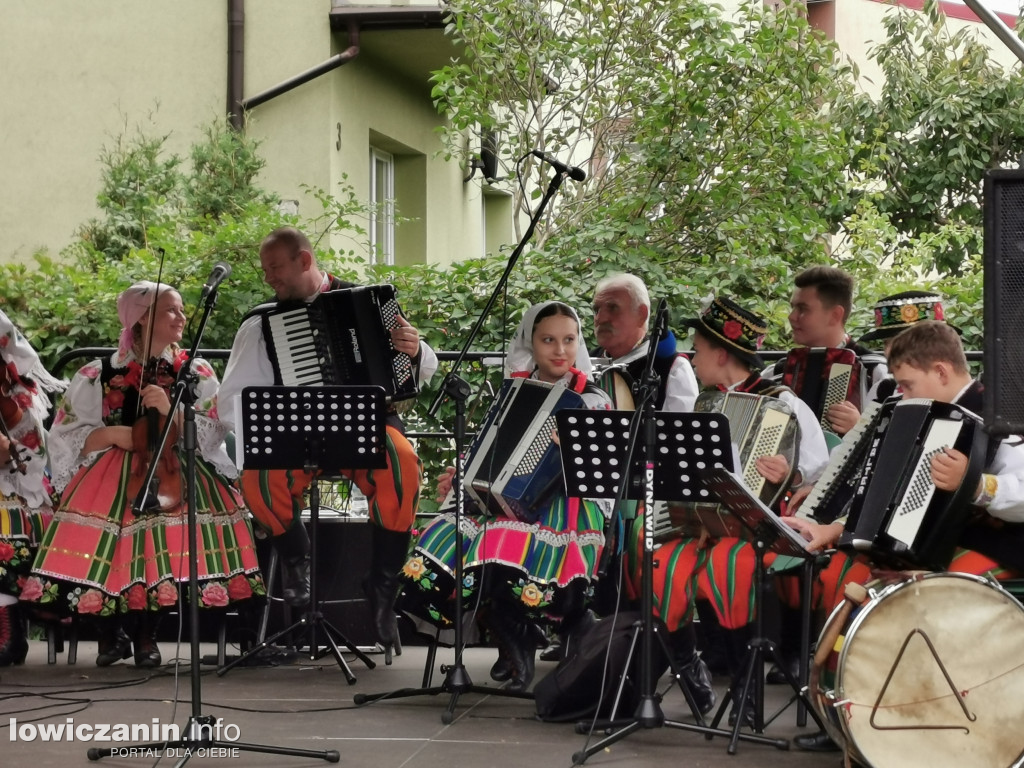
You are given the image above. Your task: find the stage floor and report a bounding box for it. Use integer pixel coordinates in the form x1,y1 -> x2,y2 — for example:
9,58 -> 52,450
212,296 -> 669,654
2,638 -> 838,767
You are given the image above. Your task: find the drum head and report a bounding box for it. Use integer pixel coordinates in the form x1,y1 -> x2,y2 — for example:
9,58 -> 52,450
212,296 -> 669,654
837,573 -> 1024,768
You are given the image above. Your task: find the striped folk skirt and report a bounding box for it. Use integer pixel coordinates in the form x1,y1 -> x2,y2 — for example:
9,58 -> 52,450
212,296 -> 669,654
400,496 -> 606,627
21,447 -> 263,616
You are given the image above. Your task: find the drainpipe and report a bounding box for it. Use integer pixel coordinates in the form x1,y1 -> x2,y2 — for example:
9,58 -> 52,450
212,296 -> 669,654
241,22 -> 360,113
227,0 -> 245,130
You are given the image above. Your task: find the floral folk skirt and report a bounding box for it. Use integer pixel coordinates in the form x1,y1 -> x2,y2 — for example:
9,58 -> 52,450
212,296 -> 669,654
0,496 -> 53,597
21,448 -> 264,616
400,496 -> 605,627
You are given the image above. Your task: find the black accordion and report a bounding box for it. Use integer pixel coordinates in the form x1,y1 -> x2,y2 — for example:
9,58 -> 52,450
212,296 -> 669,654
837,398 -> 987,571
260,284 -> 418,401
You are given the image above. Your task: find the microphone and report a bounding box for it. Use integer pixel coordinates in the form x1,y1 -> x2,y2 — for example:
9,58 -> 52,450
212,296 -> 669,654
200,261 -> 232,299
530,150 -> 587,182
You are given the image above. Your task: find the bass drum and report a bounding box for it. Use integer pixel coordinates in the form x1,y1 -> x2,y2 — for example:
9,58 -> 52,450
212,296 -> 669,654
810,572 -> 1024,768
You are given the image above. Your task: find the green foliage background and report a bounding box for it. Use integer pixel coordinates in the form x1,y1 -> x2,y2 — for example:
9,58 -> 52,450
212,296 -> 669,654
0,0 -> 1011,503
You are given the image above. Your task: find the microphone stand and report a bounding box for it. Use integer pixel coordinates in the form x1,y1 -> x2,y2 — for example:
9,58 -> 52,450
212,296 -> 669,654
354,168 -> 572,722
87,285 -> 339,766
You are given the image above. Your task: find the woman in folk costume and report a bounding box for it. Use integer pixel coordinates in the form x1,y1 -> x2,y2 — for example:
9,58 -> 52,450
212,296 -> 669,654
0,310 -> 64,665
22,282 -> 263,668
400,301 -> 612,691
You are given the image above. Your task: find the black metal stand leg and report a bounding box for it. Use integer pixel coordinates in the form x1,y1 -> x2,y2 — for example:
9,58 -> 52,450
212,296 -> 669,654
705,541 -> 826,756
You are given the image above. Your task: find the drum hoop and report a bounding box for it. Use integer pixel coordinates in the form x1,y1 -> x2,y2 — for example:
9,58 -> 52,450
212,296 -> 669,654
838,572 -> 1022,673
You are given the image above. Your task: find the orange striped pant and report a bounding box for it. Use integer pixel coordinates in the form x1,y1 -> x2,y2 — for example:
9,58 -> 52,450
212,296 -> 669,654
239,425 -> 422,535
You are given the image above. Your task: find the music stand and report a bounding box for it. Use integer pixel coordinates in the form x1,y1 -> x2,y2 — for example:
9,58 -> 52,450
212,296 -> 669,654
216,385 -> 384,683
698,468 -> 828,753
557,409 -> 790,764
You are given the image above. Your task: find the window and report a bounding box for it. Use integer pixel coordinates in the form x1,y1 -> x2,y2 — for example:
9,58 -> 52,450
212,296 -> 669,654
369,147 -> 395,265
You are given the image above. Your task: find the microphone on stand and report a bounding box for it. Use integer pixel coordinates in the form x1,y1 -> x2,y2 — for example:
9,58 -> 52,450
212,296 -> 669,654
530,150 -> 587,182
200,261 -> 232,300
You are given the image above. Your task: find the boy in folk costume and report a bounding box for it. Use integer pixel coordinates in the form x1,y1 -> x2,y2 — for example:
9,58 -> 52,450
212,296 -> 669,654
627,296 -> 827,723
785,320 -> 1024,752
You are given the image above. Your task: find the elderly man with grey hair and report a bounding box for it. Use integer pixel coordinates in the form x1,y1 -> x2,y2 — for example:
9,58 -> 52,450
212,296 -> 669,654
591,273 -> 698,411
581,273 -> 714,712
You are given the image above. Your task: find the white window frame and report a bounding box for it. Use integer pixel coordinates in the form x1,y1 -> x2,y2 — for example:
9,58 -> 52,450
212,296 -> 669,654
369,147 -> 395,265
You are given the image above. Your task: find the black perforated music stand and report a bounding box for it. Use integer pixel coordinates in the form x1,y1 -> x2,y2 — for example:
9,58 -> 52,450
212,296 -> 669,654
698,467 -> 827,753
217,385 -> 386,683
557,409 -> 789,763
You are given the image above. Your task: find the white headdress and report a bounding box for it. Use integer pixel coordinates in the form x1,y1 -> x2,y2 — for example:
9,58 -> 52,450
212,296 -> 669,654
504,301 -> 592,378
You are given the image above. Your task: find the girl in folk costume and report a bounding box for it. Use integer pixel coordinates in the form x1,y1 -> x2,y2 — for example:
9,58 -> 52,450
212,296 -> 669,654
400,301 -> 611,691
0,310 -> 64,665
22,282 -> 263,668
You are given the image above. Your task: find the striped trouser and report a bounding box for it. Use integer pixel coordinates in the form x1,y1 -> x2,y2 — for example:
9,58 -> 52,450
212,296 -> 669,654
239,425 -> 422,535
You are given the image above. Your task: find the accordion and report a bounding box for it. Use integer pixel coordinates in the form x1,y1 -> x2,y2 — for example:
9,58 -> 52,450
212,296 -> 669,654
781,347 -> 863,439
651,390 -> 797,544
463,378 -> 584,523
260,284 -> 417,401
797,400 -> 884,524
693,390 -> 799,509
839,398 -> 987,571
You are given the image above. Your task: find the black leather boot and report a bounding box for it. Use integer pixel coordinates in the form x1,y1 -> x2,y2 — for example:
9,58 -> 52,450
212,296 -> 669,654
364,526 -> 411,664
96,618 -> 132,667
487,610 -> 537,692
0,603 -> 28,666
133,612 -> 162,668
489,645 -> 513,682
276,522 -> 311,608
668,623 -> 716,715
766,603 -> 803,684
724,625 -> 757,728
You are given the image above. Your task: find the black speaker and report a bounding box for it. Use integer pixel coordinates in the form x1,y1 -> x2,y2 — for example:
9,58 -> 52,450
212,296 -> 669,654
984,169 -> 1024,436
257,516 -> 376,646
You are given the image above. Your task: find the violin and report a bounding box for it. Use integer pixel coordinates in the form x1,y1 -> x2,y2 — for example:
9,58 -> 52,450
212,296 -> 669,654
127,358 -> 182,514
0,364 -> 28,474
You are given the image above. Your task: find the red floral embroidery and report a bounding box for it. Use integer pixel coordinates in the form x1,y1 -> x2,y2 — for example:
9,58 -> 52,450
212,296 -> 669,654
126,583 -> 148,611
934,303 -> 944,321
201,582 -> 230,607
227,575 -> 253,601
77,589 -> 105,614
722,320 -> 743,340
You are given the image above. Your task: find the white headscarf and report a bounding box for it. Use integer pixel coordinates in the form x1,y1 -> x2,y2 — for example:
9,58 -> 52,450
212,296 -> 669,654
0,309 -> 65,395
117,281 -> 175,356
504,301 -> 593,378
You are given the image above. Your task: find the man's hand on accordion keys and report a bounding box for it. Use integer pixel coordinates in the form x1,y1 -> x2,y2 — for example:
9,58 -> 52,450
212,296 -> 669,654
782,516 -> 843,554
436,466 -> 456,503
390,315 -> 421,358
825,399 -> 860,436
754,453 -> 791,485
930,446 -> 969,492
